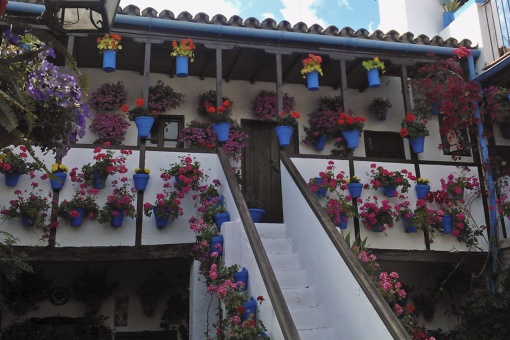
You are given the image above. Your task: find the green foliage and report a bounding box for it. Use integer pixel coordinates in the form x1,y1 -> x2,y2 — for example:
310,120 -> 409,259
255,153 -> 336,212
73,268 -> 117,316
1,271 -> 51,315
441,0 -> 461,12
0,231 -> 33,283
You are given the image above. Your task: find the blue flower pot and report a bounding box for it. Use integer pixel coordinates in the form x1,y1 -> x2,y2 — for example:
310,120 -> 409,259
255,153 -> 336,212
248,208 -> 265,223
233,267 -> 249,292
275,126 -> 293,146
449,188 -> 464,201
210,235 -> 224,256
50,172 -> 67,191
306,71 -> 319,91
314,177 -> 327,198
415,184 -> 430,199
442,214 -> 453,234
134,116 -> 155,139
341,129 -> 360,149
5,172 -> 21,187
347,182 -> 363,198
403,217 -> 417,233
443,11 -> 455,28
110,210 -> 125,227
208,196 -> 224,209
69,208 -> 85,227
373,223 -> 384,232
102,50 -> 116,73
153,207 -> 170,228
367,69 -> 380,88
338,213 -> 348,230
214,212 -> 230,230
408,135 -> 425,154
176,56 -> 189,77
21,215 -> 33,227
315,134 -> 327,151
93,171 -> 108,190
432,101 -> 441,115
133,174 -> 150,192
212,122 -> 231,142
242,298 -> 258,321
383,185 -> 397,197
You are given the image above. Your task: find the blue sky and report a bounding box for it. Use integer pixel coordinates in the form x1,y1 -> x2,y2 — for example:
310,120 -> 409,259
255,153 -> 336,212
120,0 -> 380,31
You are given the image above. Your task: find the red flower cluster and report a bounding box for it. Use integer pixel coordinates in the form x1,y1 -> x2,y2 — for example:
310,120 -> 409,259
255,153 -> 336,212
337,112 -> 366,131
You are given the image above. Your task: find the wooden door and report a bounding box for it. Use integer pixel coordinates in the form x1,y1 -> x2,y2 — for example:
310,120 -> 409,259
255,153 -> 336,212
242,120 -> 298,223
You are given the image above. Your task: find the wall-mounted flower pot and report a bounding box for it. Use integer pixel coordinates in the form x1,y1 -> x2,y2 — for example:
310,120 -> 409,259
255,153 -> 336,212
367,69 -> 380,88
233,267 -> 249,292
449,188 -> 464,201
134,116 -> 155,139
214,212 -> 230,230
338,213 -> 348,229
210,235 -> 224,256
306,71 -> 319,91
21,214 -> 34,227
275,125 -> 293,146
212,122 -> 231,142
93,171 -> 108,190
403,217 -> 418,233
69,208 -> 86,227
443,11 -> 455,28
133,174 -> 150,192
175,56 -> 189,77
241,297 -> 258,321
248,208 -> 265,223
383,185 -> 397,197
313,177 -> 327,198
372,223 -> 384,232
415,184 -> 430,199
432,101 -> 441,115
102,50 -> 116,73
408,135 -> 425,154
315,134 -> 327,151
442,214 -> 453,234
341,129 -> 360,149
4,172 -> 21,187
50,172 -> 67,191
110,210 -> 125,227
347,182 -> 363,198
153,207 -> 170,228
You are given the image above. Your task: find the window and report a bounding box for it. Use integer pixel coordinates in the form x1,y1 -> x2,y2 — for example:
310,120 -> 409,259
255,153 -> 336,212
364,130 -> 405,159
147,116 -> 183,148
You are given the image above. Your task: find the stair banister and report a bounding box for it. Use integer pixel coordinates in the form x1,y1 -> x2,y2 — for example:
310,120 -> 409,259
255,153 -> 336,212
217,147 -> 301,340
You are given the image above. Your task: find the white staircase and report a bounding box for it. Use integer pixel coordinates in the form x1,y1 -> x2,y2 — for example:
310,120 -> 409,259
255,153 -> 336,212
256,223 -> 335,339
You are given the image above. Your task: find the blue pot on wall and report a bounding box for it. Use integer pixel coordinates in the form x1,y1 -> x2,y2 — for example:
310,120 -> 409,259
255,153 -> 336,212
313,177 -> 327,198
133,174 -> 150,192
50,172 -> 67,191
275,126 -> 293,146
176,56 -> 189,77
210,235 -> 224,256
442,214 -> 453,234
241,297 -> 258,321
212,122 -> 231,142
415,184 -> 430,199
338,213 -> 348,230
383,185 -> 397,197
315,134 -> 327,151
102,50 -> 116,73
69,208 -> 86,227
403,217 -> 418,233
341,129 -> 360,149
443,11 -> 455,28
214,212 -> 230,230
93,171 -> 108,189
134,116 -> 155,139
367,69 -> 380,88
153,207 -> 170,228
306,71 -> 319,91
110,210 -> 125,227
432,101 -> 441,115
233,267 -> 249,292
5,172 -> 22,187
347,182 -> 363,198
21,214 -> 33,227
408,135 -> 425,154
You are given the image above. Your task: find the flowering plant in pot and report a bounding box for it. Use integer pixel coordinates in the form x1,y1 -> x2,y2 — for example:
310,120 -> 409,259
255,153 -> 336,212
368,163 -> 415,196
97,179 -> 136,226
251,90 -> 295,120
57,184 -> 100,225
368,97 -> 392,121
148,80 -> 185,113
162,155 -> 208,194
400,112 -> 430,153
88,82 -> 127,111
197,179 -> 222,203
143,190 -> 183,222
359,196 -> 396,232
362,57 -> 385,72
300,54 -> 323,76
204,100 -> 233,124
337,112 -> 366,132
276,111 -> 300,127
197,90 -> 233,117
395,199 -> 440,233
440,168 -> 480,200
96,34 -> 122,52
123,98 -> 154,120
302,96 -> 343,147
170,38 -> 196,61
1,182 -> 51,230
81,143 -> 131,189
178,120 -> 216,150
0,146 -> 40,175
324,195 -> 358,227
48,162 -> 68,190
90,112 -> 130,145
308,161 -> 343,196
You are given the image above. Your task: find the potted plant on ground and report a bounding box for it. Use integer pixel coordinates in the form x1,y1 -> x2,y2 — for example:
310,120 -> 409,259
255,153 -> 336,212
1,182 -> 51,230
244,188 -> 265,223
144,190 -> 183,228
367,163 -> 415,197
325,195 -> 358,229
368,97 -> 392,121
148,80 -> 185,113
302,96 -> 343,150
97,179 -> 136,227
362,57 -> 385,88
0,146 -> 40,186
359,196 -> 396,232
400,112 -> 430,154
96,34 -> 122,72
300,53 -> 323,90
88,81 -> 127,112
275,111 -> 301,146
81,143 -> 131,189
171,38 -> 196,77
251,90 -> 295,121
90,111 -> 130,145
123,98 -> 157,139
337,112 -> 366,149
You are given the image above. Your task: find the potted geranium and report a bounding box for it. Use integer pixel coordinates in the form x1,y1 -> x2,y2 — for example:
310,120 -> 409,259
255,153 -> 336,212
362,57 -> 385,88
0,146 -> 40,186
96,34 -> 122,72
1,182 -> 51,230
337,112 -> 366,149
368,97 -> 392,121
302,96 -> 343,150
251,90 -> 295,120
148,80 -> 185,113
57,182 -> 100,227
400,112 -> 430,154
325,195 -> 358,229
162,155 -> 208,194
97,180 -> 136,227
367,164 -> 415,197
300,53 -> 323,90
90,112 -> 130,145
170,38 -> 196,77
275,111 -> 301,146
81,143 -> 131,189
49,162 -> 68,191
359,196 -> 396,232
308,161 -> 341,198
440,169 -> 480,201
122,98 -> 157,139
133,167 -> 150,192
88,82 -> 127,112
143,190 -> 183,228
395,199 -> 440,233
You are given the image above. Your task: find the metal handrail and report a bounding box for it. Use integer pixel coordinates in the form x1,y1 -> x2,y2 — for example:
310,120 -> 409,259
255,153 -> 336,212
279,150 -> 411,340
217,147 -> 301,340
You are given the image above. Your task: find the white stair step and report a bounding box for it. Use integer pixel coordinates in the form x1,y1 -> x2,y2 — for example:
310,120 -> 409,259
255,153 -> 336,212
298,327 -> 335,340
274,269 -> 310,288
256,223 -> 287,239
260,237 -> 293,254
291,306 -> 329,329
267,253 -> 301,270
281,287 -> 318,309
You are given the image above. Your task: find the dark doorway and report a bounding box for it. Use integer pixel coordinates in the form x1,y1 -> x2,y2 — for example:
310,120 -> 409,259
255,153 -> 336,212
242,120 -> 299,223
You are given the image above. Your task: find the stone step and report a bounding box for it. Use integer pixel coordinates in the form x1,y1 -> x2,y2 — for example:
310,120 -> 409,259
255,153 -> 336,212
255,223 -> 287,239
260,237 -> 293,254
267,253 -> 301,271
281,287 -> 319,309
291,305 -> 329,329
298,327 -> 335,340
274,269 -> 310,289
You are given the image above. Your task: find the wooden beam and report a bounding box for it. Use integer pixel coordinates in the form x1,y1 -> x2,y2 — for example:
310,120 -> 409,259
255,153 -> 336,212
224,48 -> 244,82
15,244 -> 193,262
372,249 -> 486,264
